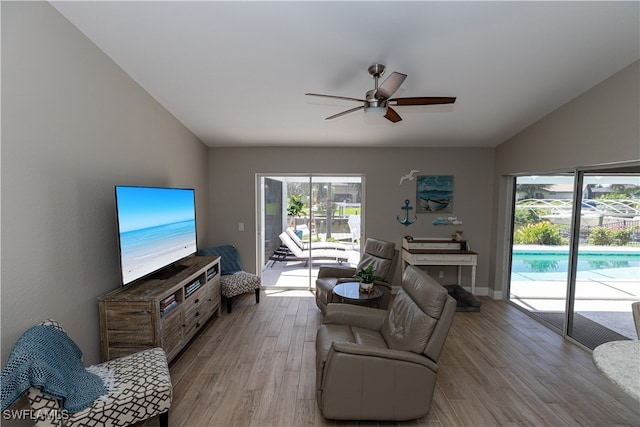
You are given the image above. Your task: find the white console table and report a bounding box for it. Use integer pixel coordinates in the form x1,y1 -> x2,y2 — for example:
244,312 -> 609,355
402,239 -> 478,294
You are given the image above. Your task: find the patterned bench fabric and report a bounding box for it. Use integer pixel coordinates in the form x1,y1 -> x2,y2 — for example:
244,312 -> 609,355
221,271 -> 261,299
28,347 -> 172,427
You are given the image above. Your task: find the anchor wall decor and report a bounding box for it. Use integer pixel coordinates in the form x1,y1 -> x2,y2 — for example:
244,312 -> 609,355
396,199 -> 417,227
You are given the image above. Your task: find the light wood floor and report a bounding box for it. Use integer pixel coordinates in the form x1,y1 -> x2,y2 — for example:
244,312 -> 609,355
143,290 -> 640,427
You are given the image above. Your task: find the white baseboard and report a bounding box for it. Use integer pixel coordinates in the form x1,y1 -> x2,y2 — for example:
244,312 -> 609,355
458,285 -> 503,300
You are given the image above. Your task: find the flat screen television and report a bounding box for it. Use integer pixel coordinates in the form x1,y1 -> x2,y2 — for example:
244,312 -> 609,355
115,186 -> 197,286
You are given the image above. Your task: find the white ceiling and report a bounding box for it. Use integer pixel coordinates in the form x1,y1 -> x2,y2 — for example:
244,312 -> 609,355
51,1 -> 639,148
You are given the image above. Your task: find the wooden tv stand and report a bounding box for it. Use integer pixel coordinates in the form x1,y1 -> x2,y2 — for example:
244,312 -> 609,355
98,255 -> 221,362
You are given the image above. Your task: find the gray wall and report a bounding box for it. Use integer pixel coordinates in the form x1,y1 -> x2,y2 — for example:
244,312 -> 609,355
495,61 -> 639,175
489,61 -> 640,296
1,2 -> 209,366
207,147 -> 495,289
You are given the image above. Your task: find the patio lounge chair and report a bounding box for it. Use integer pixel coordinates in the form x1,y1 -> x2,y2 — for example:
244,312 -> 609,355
271,232 -> 349,267
285,227 -> 347,250
347,215 -> 360,248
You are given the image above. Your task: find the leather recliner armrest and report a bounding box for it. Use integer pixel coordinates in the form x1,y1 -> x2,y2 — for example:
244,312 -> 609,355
317,266 -> 357,279
323,304 -> 386,330
372,280 -> 392,290
330,342 -> 438,372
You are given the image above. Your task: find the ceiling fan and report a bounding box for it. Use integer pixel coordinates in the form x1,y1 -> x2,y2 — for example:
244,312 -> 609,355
306,64 -> 456,123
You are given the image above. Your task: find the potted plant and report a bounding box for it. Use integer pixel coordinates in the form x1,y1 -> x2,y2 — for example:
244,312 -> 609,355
356,265 -> 380,293
287,194 -> 305,237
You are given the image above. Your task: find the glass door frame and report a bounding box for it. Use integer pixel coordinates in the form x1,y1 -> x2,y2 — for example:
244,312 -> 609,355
256,173 -> 365,291
506,162 -> 640,349
508,172 -> 575,335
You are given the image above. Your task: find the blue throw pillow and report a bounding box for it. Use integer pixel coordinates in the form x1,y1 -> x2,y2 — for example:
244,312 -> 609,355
197,245 -> 242,275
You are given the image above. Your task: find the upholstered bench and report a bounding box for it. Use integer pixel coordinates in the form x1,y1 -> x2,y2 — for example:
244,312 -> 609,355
3,320 -> 172,427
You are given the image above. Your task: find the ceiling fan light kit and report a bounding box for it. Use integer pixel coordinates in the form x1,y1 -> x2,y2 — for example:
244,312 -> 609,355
306,63 -> 456,123
364,106 -> 387,116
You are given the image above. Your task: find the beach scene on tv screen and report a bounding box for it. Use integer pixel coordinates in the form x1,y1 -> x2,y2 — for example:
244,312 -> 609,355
116,187 -> 197,284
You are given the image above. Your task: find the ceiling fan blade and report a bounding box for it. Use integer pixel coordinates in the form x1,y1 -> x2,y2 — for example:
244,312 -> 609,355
325,105 -> 365,120
305,93 -> 365,103
389,97 -> 456,106
375,72 -> 407,100
384,107 -> 402,123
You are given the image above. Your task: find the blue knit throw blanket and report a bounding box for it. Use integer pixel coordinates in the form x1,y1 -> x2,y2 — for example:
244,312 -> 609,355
1,325 -> 107,413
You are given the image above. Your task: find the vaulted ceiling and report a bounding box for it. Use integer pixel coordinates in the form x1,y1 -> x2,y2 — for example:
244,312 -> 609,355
51,1 -> 639,148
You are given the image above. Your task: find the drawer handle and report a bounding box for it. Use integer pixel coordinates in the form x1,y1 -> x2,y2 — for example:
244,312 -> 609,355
194,298 -> 200,304
195,311 -> 200,317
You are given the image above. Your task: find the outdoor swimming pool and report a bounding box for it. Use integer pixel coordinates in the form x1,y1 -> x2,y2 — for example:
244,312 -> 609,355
511,247 -> 640,280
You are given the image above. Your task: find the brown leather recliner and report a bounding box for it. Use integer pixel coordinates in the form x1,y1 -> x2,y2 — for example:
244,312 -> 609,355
315,238 -> 398,314
315,265 -> 456,421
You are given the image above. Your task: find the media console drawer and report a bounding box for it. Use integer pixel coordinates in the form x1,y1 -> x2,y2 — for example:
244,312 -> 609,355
183,285 -> 214,340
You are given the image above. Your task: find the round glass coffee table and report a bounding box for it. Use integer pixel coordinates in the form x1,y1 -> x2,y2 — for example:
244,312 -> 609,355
332,281 -> 384,308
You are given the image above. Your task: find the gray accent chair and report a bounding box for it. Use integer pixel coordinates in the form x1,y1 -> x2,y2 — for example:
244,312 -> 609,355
315,265 -> 456,421
315,238 -> 398,314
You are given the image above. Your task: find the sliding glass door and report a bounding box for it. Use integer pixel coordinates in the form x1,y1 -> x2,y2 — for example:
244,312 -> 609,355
257,174 -> 363,289
509,174 -> 574,331
569,172 -> 640,347
508,166 -> 640,349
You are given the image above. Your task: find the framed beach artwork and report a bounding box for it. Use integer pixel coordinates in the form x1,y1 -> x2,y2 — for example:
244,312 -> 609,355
416,175 -> 454,213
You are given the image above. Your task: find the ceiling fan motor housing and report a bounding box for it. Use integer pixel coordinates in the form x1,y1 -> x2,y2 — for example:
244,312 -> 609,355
365,89 -> 388,112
